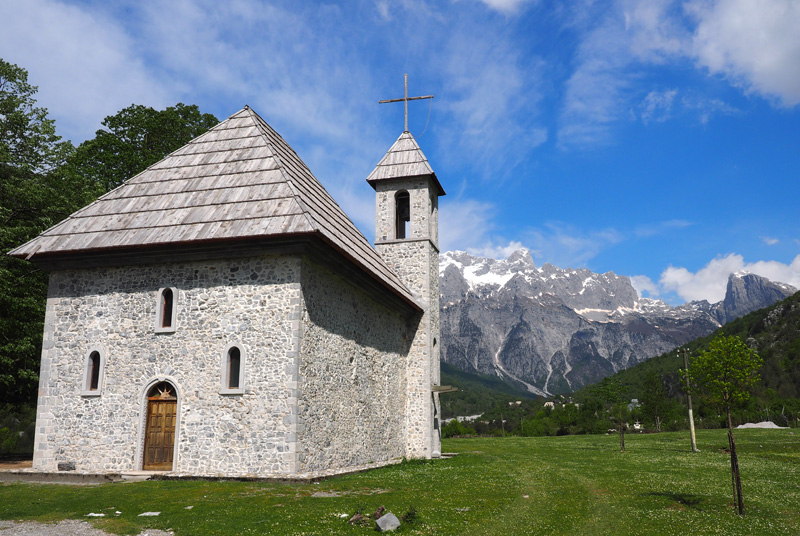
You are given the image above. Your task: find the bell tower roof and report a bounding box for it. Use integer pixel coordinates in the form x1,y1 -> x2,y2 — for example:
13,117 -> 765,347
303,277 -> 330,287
366,132 -> 446,196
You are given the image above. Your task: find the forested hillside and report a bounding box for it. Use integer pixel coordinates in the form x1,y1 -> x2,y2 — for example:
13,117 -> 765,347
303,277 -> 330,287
609,289 -> 800,405
439,362 -> 533,419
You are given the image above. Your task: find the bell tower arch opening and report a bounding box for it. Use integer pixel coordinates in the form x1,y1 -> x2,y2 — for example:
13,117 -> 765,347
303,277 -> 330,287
395,190 -> 410,239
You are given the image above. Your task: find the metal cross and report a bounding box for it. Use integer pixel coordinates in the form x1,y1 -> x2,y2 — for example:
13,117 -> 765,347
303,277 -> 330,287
379,74 -> 434,132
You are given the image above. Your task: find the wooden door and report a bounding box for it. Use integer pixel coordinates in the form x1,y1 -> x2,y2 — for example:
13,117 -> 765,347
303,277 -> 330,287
143,397 -> 177,470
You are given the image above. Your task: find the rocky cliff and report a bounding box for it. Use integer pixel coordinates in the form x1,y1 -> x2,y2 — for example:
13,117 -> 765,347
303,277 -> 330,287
439,249 -> 796,395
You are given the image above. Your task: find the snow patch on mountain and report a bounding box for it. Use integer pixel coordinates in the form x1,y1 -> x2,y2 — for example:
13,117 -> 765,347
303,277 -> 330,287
439,248 -> 797,396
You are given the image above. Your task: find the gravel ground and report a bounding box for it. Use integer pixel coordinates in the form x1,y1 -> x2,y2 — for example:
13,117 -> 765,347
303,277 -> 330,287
0,520 -> 173,536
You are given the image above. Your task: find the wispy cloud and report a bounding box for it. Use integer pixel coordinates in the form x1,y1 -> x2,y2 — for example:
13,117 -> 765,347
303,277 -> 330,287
522,222 -> 624,269
680,94 -> 739,124
634,219 -> 692,238
639,89 -> 679,124
0,0 -> 171,142
438,17 -> 548,176
558,7 -> 633,148
468,240 -> 527,260
761,236 -> 779,246
439,199 -> 498,254
475,0 -> 537,15
558,0 -> 800,147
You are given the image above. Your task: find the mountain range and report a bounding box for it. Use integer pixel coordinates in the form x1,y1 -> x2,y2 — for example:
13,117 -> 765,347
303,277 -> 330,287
439,249 -> 797,396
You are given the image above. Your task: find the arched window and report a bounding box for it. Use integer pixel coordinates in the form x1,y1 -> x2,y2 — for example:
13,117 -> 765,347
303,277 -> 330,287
81,348 -> 105,396
220,343 -> 245,395
155,287 -> 177,333
227,347 -> 241,389
395,191 -> 410,239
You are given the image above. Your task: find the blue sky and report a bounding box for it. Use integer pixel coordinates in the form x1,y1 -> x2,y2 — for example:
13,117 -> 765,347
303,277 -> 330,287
2,0 -> 799,305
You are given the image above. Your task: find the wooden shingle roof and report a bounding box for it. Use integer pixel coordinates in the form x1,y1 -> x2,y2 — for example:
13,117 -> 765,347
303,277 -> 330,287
10,106 -> 418,307
366,132 -> 445,196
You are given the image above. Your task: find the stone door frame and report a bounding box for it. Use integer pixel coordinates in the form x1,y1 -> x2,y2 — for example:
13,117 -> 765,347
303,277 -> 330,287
136,376 -> 182,471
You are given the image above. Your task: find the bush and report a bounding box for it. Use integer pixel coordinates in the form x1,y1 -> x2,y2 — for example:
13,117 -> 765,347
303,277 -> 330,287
442,419 -> 476,438
0,405 -> 36,457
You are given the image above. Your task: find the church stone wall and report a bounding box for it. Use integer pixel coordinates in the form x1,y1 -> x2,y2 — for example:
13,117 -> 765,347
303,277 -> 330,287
34,254 -> 303,477
296,258 -> 408,473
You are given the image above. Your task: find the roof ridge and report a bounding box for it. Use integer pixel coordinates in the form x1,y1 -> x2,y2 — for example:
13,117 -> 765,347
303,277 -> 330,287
243,107 -> 319,234
8,106 -> 419,309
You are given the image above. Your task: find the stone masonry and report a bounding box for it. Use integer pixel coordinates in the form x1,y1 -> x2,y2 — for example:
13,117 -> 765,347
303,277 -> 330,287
33,252 -> 413,477
374,177 -> 442,458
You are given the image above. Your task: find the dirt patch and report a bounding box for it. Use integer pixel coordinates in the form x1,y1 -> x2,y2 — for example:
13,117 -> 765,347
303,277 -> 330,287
0,519 -> 173,535
0,460 -> 32,471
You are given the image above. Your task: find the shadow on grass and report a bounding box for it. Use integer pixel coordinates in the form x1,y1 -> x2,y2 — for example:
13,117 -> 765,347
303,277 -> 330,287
644,492 -> 705,510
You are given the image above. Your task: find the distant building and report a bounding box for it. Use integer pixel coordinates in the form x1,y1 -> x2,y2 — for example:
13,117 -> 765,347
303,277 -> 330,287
10,107 -> 445,477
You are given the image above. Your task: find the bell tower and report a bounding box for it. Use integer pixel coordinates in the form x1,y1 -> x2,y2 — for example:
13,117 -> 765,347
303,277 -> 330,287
366,131 -> 446,458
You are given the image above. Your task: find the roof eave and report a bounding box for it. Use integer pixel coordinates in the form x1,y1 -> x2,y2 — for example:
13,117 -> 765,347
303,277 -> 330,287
366,173 -> 446,196
15,232 -> 422,314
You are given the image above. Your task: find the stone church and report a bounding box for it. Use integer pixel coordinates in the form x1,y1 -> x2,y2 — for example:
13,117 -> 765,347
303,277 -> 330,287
9,106 -> 445,477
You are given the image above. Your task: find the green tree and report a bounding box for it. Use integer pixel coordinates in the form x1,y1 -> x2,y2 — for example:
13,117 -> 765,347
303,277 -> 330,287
640,372 -> 670,432
596,377 -> 627,451
67,103 -> 218,194
0,59 -> 79,406
684,335 -> 762,515
1,59 -> 219,409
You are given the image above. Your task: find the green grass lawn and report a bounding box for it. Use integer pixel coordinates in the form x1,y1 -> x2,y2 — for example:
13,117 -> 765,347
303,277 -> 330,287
1,429 -> 799,535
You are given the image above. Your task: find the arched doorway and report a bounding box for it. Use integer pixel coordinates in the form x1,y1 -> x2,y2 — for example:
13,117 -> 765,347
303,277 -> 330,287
143,381 -> 177,470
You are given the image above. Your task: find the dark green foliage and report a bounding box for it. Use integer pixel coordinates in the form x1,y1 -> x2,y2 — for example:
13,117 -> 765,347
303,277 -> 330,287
0,404 -> 36,456
0,59 -> 82,406
583,290 -> 800,429
639,372 -> 681,431
441,419 -> 476,438
684,335 -> 762,413
66,103 -> 219,195
0,58 -> 219,411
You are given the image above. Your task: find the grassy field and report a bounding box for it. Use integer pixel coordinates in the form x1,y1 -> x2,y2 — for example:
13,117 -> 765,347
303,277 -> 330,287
1,429 -> 799,535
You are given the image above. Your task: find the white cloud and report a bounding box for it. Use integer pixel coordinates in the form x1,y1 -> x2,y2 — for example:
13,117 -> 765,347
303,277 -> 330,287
468,241 -> 527,260
761,236 -> 779,246
660,253 -> 800,303
630,275 -> 660,297
0,0 -> 171,142
559,0 -> 800,147
680,94 -> 738,124
687,0 -> 800,106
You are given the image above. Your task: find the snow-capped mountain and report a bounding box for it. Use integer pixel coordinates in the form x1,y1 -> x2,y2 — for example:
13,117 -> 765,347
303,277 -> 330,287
439,249 -> 797,396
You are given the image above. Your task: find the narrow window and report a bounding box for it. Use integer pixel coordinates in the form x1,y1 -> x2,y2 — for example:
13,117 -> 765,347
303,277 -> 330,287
88,351 -> 100,390
220,343 -> 245,395
155,288 -> 177,333
161,288 -> 173,328
81,348 -> 105,396
227,347 -> 241,389
395,191 -> 410,239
